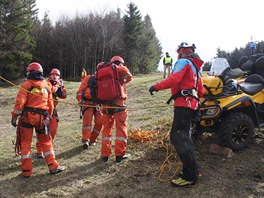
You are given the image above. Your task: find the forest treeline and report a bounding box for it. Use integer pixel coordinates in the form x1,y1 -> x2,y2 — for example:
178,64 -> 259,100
1,0 -> 162,80
1,0 -> 264,80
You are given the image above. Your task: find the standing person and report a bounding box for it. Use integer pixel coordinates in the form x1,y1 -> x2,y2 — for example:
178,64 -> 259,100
163,52 -> 173,78
76,62 -> 104,149
101,56 -> 132,163
81,68 -> 87,81
36,68 -> 67,158
11,62 -> 65,178
149,42 -> 204,187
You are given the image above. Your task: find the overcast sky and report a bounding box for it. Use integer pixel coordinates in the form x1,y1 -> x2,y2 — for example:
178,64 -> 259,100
35,0 -> 264,68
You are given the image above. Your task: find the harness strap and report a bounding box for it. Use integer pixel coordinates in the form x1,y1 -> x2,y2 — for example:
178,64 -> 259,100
23,107 -> 48,117
166,89 -> 199,104
82,104 -> 101,115
21,121 -> 45,133
21,122 -> 34,128
103,107 -> 126,115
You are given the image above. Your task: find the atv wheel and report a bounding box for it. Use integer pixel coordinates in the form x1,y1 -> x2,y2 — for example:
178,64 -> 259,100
217,112 -> 254,151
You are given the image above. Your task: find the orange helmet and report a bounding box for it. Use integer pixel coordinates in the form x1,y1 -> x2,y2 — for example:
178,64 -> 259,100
50,68 -> 60,76
26,62 -> 43,73
96,62 -> 105,70
110,56 -> 124,64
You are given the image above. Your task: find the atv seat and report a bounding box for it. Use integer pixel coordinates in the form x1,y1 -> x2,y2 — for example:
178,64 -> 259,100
239,74 -> 264,95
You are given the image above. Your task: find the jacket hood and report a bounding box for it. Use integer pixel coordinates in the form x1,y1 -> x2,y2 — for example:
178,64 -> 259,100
27,71 -> 47,89
27,71 -> 45,80
186,53 -> 204,70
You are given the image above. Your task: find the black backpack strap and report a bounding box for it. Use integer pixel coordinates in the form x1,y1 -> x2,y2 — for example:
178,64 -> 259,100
166,92 -> 182,104
166,89 -> 199,104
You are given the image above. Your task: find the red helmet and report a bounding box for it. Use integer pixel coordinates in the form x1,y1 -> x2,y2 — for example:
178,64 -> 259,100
50,68 -> 60,76
26,62 -> 43,73
110,56 -> 124,64
96,62 -> 105,70
177,42 -> 196,54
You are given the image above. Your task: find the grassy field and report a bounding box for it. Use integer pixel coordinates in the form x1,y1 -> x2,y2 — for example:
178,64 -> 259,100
0,72 -> 263,198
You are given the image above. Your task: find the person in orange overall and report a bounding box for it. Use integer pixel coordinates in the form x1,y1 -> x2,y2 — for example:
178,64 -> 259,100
36,68 -> 67,158
101,56 -> 133,163
11,62 -> 65,178
76,62 -> 104,149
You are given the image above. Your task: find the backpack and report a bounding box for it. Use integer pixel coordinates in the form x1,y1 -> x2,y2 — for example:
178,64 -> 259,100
88,63 -> 122,103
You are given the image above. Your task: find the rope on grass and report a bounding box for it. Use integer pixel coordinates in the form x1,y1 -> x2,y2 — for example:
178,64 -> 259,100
129,129 -> 182,182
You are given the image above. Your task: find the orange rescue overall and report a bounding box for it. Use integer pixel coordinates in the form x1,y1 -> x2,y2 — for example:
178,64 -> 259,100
11,75 -> 60,177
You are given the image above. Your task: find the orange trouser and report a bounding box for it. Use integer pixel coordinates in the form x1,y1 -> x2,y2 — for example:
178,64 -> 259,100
101,109 -> 128,157
82,106 -> 103,143
36,115 -> 58,153
20,112 -> 59,177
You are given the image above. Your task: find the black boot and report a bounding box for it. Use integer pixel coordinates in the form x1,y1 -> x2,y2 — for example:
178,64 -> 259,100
116,153 -> 131,163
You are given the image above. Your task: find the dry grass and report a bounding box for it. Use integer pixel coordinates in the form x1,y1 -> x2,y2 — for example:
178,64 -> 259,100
0,72 -> 263,198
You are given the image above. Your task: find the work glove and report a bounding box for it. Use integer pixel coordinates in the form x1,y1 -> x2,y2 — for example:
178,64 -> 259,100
11,117 -> 18,127
149,86 -> 158,95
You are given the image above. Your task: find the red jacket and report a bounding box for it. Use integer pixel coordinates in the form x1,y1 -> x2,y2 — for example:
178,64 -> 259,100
154,57 -> 204,110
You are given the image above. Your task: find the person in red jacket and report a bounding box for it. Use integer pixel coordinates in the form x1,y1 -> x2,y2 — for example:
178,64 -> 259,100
36,68 -> 67,158
76,63 -> 103,149
11,62 -> 65,178
101,56 -> 132,163
149,42 -> 204,187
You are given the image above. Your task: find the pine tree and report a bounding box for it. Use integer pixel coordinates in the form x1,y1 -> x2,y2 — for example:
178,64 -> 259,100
123,2 -> 144,74
32,12 -> 54,76
0,0 -> 37,80
139,15 -> 162,73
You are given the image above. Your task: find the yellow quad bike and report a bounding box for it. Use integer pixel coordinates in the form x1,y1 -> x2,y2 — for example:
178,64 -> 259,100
194,57 -> 264,151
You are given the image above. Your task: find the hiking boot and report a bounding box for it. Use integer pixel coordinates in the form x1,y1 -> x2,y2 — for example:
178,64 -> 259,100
49,166 -> 66,175
36,153 -> 44,159
179,171 -> 202,177
89,141 -> 96,146
116,153 -> 131,163
21,174 -> 31,178
102,156 -> 109,162
83,141 -> 89,149
171,177 -> 195,187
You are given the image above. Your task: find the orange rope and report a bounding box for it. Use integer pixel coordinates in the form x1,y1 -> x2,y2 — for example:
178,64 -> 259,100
129,129 -> 182,182
0,75 -> 169,110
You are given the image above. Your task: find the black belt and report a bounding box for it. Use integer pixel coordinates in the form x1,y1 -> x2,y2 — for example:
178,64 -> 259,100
167,89 -> 199,104
23,107 -> 48,117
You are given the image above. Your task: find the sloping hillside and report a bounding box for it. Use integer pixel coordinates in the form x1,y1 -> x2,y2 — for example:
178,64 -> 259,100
0,73 -> 263,197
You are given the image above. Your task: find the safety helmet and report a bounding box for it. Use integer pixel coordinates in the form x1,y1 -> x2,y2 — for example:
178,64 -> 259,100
50,68 -> 60,76
26,62 -> 43,73
96,62 -> 105,70
110,56 -> 124,65
177,42 -> 196,53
